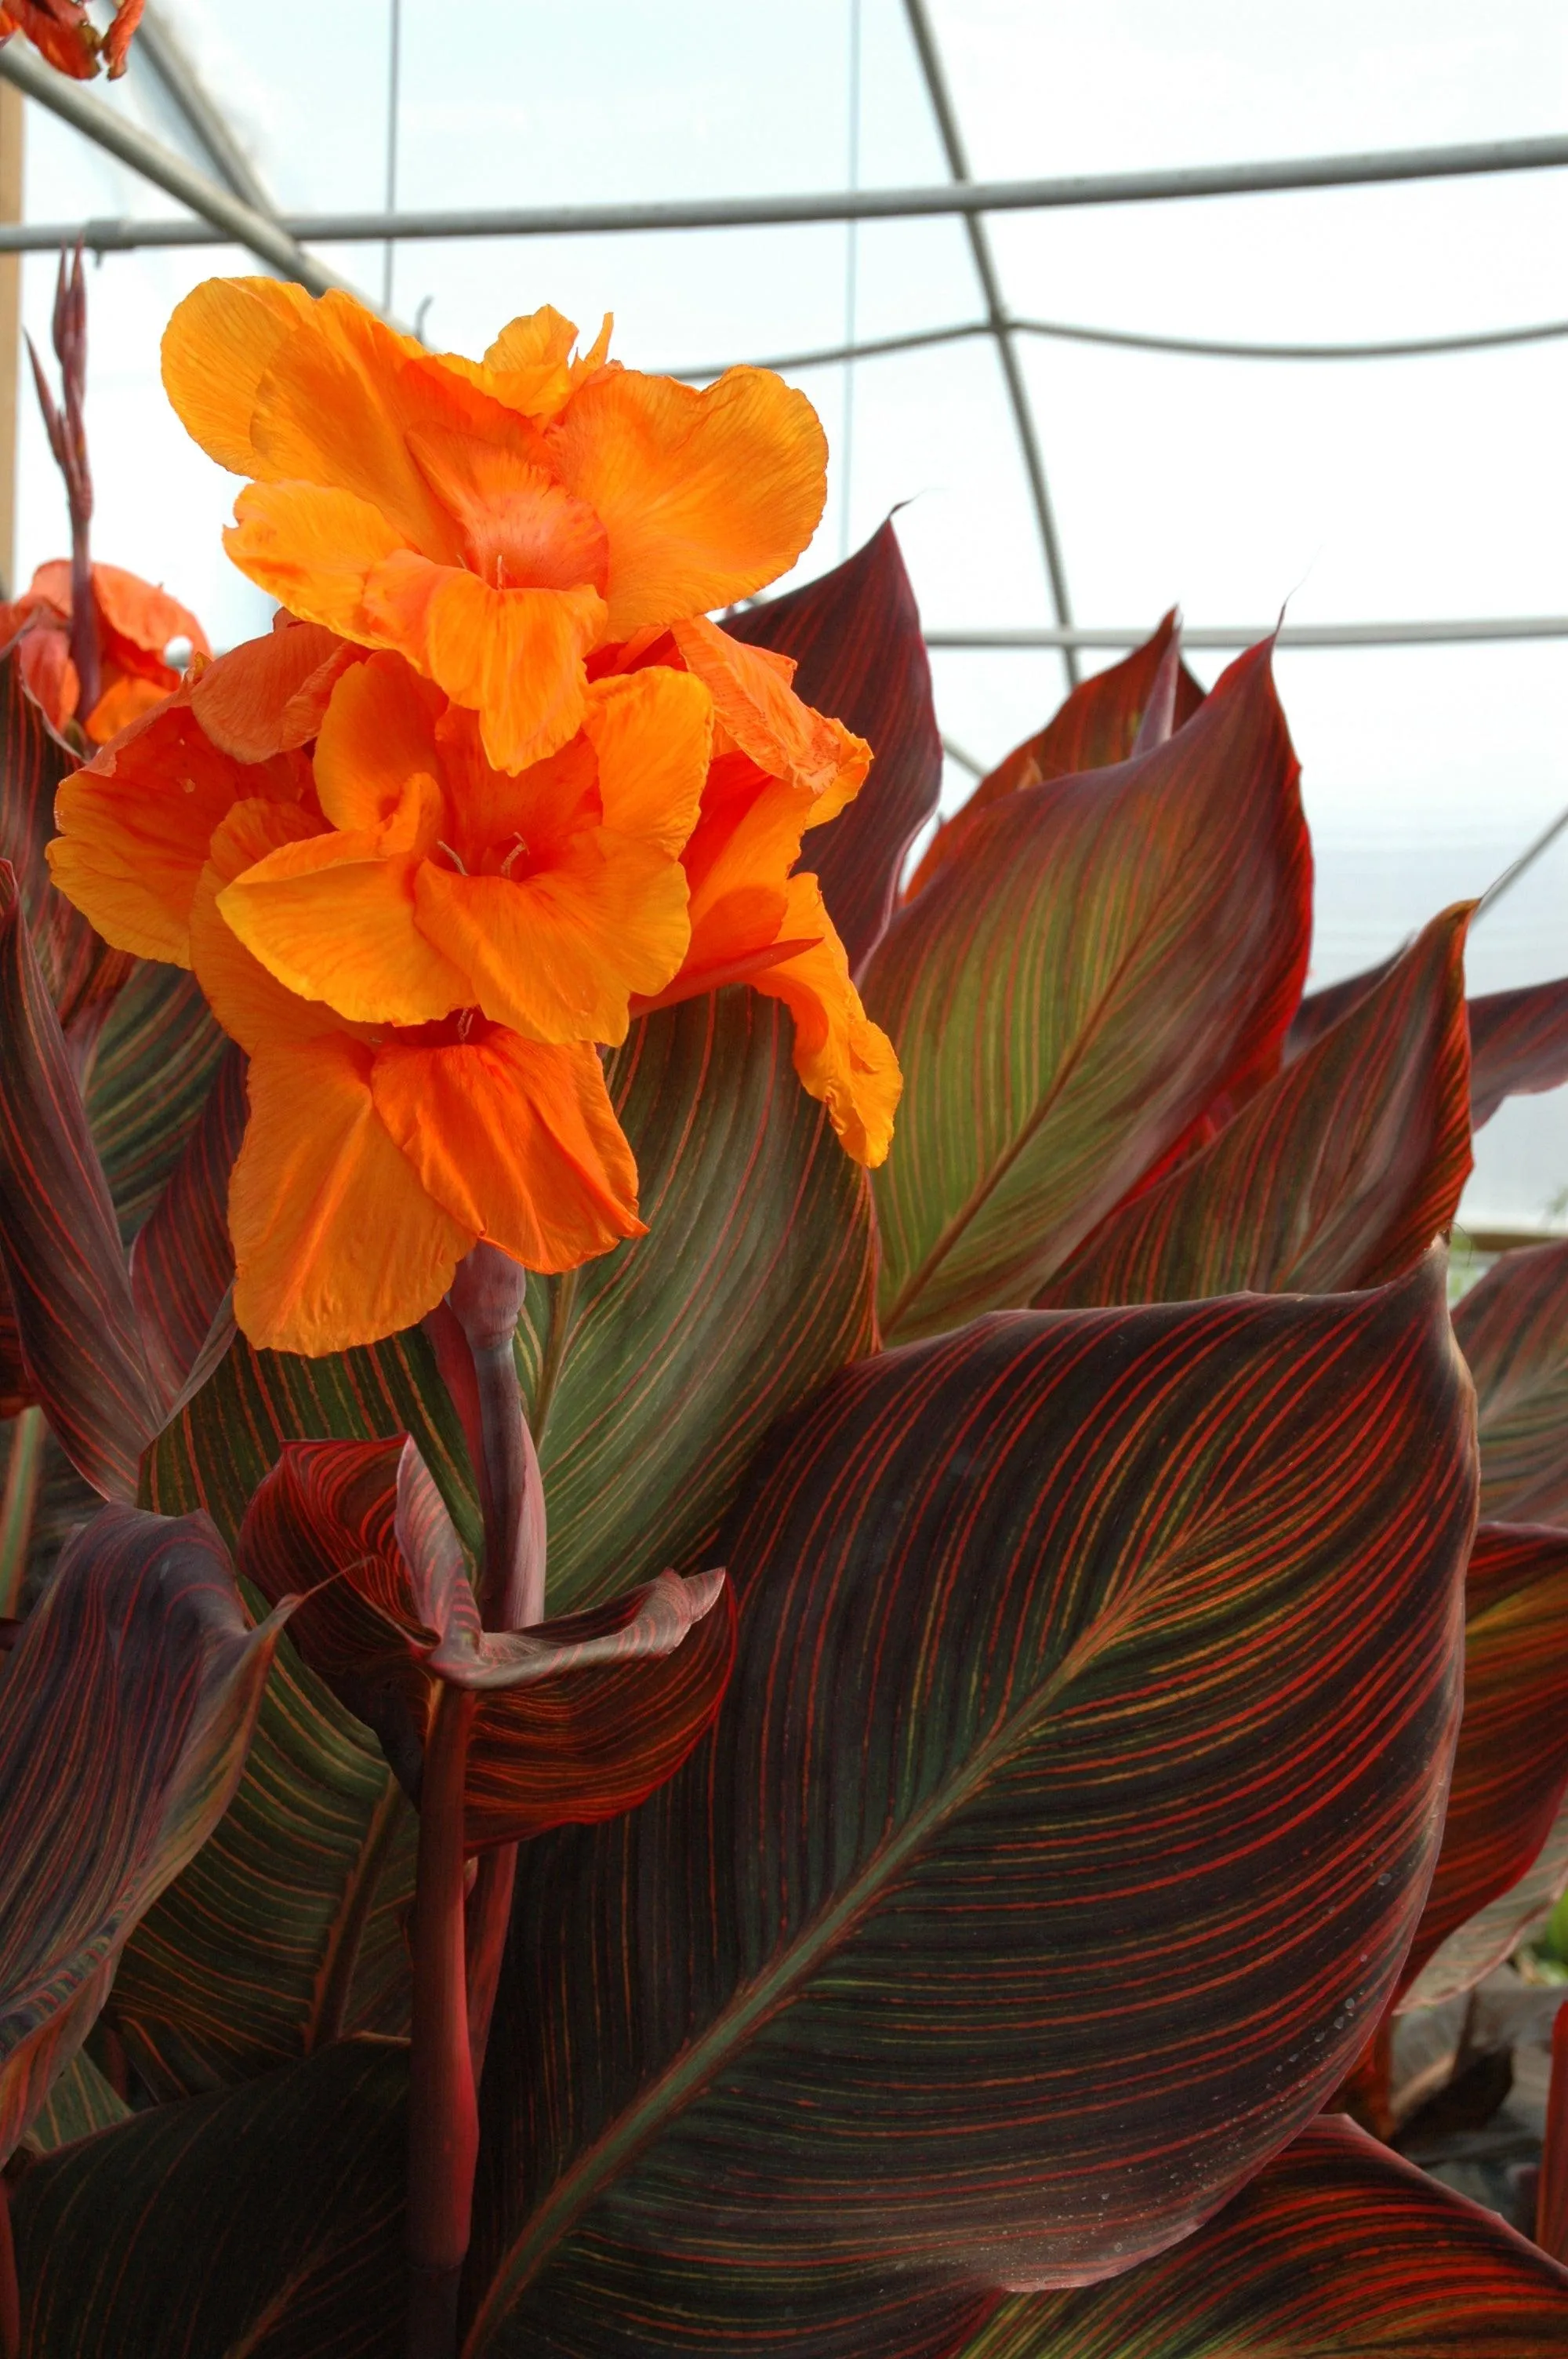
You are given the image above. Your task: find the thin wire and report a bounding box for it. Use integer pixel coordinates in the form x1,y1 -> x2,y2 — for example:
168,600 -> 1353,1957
840,0 -> 861,559
382,0 -> 401,316
1474,799 -> 1568,922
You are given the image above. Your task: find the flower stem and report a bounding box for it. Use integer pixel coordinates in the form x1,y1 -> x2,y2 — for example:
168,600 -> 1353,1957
406,1680 -> 478,2359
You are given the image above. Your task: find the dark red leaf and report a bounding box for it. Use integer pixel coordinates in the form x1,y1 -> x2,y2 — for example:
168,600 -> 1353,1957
864,640 -> 1312,1341
948,2115 -> 1568,2355
1398,1521 -> 1568,2001
723,522 -> 942,973
1284,956 -> 1394,1062
0,860 -> 155,1498
129,1041 -> 245,1414
1468,978 -> 1568,1129
467,1259 -> 1473,2347
0,1501 -> 289,2164
1042,904 -> 1472,1307
1454,1238 -> 1568,1523
905,609 -> 1204,903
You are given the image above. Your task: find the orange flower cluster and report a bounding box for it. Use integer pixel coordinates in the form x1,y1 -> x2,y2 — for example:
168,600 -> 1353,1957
0,0 -> 141,78
1,560 -> 209,743
49,289 -> 899,1358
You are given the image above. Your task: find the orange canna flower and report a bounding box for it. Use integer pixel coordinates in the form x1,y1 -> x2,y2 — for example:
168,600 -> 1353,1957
48,635 -> 644,1357
161,281 -> 827,777
0,0 -> 141,78
0,558 -> 209,743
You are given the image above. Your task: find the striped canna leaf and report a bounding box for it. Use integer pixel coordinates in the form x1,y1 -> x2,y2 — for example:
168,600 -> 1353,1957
947,2115 -> 1568,2356
1040,903 -> 1472,1307
905,609 -> 1204,903
464,1258 -> 1474,2354
238,1437 -> 735,1852
128,1040 -> 245,1416
1398,1521 -> 1568,2006
1468,976 -> 1568,1129
864,640 -> 1311,1344
0,1502 -> 289,2164
724,521 -> 942,976
0,860 -> 157,1499
86,959 -> 228,1245
1454,1238 -> 1568,1523
10,2035 -> 407,2357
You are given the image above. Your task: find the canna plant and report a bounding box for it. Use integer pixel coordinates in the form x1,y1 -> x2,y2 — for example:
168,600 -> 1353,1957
0,278 -> 1566,2359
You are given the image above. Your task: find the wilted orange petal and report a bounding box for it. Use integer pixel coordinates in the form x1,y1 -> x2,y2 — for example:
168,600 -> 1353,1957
47,698 -> 289,965
371,1030 -> 643,1272
752,873 -> 901,1168
161,277 -> 314,475
91,562 -> 211,666
191,799 -> 347,1052
231,1034 -> 474,1358
583,667 -> 712,855
364,558 -> 604,774
83,673 -> 172,744
311,650 -> 448,832
218,791 -> 468,1030
554,364 -> 826,638
669,614 -> 869,820
191,617 -> 359,760
225,479 -> 408,642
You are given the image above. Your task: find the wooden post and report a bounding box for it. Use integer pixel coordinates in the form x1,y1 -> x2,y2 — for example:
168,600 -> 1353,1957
0,78 -> 21,598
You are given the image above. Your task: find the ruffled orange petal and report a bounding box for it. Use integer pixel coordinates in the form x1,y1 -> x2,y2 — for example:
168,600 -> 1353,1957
361,557 -> 604,774
669,614 -> 869,820
191,799 -> 347,1052
310,651 -> 446,832
190,617 -> 359,760
217,786 -> 469,1029
751,874 -> 901,1168
583,667 -> 712,855
230,1034 -> 473,1357
91,562 -> 211,667
225,480 -> 410,641
161,276 -> 314,475
370,1028 -> 643,1272
83,671 -> 173,744
48,696 -> 305,964
441,307 -> 613,423
676,768 -> 815,981
553,364 -> 826,638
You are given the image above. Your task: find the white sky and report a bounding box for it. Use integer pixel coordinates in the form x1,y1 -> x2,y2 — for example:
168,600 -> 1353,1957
13,0 -> 1568,1224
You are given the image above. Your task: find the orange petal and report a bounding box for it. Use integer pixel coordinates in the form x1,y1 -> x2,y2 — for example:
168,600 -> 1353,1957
19,625 -> 78,734
751,874 -> 902,1168
161,276 -> 314,475
678,767 -> 815,976
583,667 -> 712,856
670,614 -> 869,819
231,1034 -> 473,1357
554,364 -> 827,637
192,798 -> 347,1052
82,672 -> 174,745
224,480 -> 409,641
217,795 -> 468,1030
405,429 -> 608,593
311,651 -> 448,832
443,308 -> 612,423
47,696 -> 269,965
362,558 -> 604,775
370,1028 -> 642,1272
191,618 -> 361,760
91,562 -> 211,665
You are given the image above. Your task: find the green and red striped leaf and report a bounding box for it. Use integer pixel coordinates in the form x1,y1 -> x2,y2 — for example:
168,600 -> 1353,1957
0,635 -> 132,1028
86,959 -> 228,1244
1285,958 -> 1393,1061
1397,1521 -> 1568,2005
948,2115 -> 1568,2356
129,1040 -> 244,1413
1454,1238 -> 1568,1523
10,2036 -> 407,2357
0,1502 -> 289,2162
1404,1790 -> 1568,2012
1040,904 -> 1472,1308
517,987 -> 877,1613
724,521 -> 942,973
906,611 -> 1205,904
239,1437 -> 735,1852
1468,977 -> 1568,1130
863,641 -> 1312,1343
465,1259 -> 1473,2352
0,862 -> 156,1499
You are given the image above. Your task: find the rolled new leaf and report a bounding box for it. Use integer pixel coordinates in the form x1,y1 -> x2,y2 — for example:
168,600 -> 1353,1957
1042,904 -> 1472,1307
0,1503 -> 290,2164
864,638 -> 1311,1343
0,860 -> 158,1498
466,1255 -> 1475,2350
238,1436 -> 733,1850
1454,1238 -> 1568,1522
